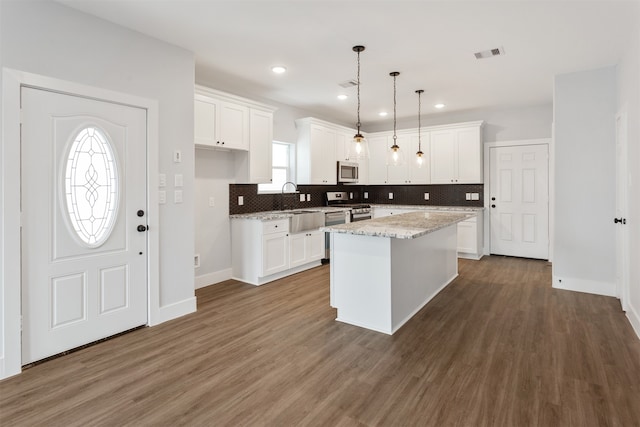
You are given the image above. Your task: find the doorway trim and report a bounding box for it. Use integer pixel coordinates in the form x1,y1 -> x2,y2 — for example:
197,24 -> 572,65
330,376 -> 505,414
483,138 -> 553,259
1,68 -> 160,378
615,105 -> 630,312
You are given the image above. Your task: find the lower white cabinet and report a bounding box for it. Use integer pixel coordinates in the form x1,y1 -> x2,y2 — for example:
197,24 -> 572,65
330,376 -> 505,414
289,230 -> 324,268
231,218 -> 324,285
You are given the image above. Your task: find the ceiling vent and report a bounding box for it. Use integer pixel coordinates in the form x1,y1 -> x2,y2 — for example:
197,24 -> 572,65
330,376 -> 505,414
339,79 -> 358,88
474,46 -> 505,59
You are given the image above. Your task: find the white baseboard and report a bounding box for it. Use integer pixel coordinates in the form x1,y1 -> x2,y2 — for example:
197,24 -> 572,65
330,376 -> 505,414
158,296 -> 197,323
195,268 -> 232,289
552,275 -> 616,297
626,302 -> 640,340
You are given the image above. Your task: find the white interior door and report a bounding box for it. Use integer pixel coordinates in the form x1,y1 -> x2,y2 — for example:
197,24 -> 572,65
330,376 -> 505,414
490,144 -> 549,259
615,109 -> 629,311
21,87 -> 148,364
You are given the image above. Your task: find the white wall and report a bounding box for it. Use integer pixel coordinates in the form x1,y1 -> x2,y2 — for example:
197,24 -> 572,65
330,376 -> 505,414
617,23 -> 640,336
194,149 -> 235,288
553,67 -> 617,296
0,1 -> 196,377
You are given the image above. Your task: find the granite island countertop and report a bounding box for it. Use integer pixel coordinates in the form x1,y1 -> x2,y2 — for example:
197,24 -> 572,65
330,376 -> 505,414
320,211 -> 473,239
230,207 -> 349,220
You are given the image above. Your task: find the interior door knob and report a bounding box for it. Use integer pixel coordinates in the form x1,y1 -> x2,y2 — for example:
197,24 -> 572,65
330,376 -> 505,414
614,217 -> 626,224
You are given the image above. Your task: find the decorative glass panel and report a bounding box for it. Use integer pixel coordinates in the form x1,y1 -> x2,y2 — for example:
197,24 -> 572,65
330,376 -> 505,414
64,127 -> 119,247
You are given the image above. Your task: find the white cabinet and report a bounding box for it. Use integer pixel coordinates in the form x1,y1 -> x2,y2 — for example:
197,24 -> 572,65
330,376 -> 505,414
289,230 -> 324,268
367,132 -> 431,185
296,118 -> 359,185
430,123 -> 483,184
194,95 -> 249,150
231,217 -> 324,286
238,108 -> 273,184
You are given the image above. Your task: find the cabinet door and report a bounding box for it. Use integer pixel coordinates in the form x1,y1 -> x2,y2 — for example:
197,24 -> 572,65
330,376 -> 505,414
219,102 -> 249,150
456,127 -> 482,183
288,233 -> 308,268
430,130 -> 457,183
307,231 -> 325,261
368,136 -> 389,184
262,232 -> 289,276
335,131 -> 349,162
309,125 -> 336,184
408,133 -> 430,184
194,99 -> 217,147
249,109 -> 273,183
457,219 -> 477,254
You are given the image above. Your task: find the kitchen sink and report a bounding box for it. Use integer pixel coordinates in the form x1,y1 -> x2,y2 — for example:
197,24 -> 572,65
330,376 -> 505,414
289,210 -> 324,233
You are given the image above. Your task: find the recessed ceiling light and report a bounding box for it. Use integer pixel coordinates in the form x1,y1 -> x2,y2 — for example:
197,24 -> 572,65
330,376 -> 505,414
271,66 -> 287,74
434,103 -> 445,109
379,112 -> 388,117
337,94 -> 348,100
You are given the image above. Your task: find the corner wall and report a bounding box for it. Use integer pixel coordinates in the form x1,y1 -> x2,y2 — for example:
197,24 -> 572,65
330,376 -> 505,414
553,67 -> 617,296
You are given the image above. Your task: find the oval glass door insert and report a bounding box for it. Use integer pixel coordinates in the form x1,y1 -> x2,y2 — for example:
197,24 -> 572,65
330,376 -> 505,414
64,126 -> 119,247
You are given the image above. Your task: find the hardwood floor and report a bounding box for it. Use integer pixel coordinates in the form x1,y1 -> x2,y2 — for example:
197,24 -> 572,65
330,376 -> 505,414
2,256 -> 639,426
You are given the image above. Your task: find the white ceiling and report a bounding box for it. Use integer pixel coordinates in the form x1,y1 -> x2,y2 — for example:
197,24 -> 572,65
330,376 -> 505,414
57,0 -> 638,128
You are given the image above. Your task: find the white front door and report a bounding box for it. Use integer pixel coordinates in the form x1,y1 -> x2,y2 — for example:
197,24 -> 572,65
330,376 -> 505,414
615,109 -> 629,311
21,87 -> 148,364
490,144 -> 549,259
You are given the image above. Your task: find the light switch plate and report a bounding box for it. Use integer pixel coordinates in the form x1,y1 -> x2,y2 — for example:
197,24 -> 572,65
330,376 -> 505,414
471,193 -> 480,200
238,195 -> 244,206
174,190 -> 183,204
465,193 -> 471,201
306,194 -> 311,202
364,192 -> 369,199
299,194 -> 305,202
389,193 -> 394,200
173,150 -> 182,163
158,190 -> 166,204
174,174 -> 183,188
424,192 -> 429,200
159,173 -> 166,188
350,192 -> 353,199
209,197 -> 215,207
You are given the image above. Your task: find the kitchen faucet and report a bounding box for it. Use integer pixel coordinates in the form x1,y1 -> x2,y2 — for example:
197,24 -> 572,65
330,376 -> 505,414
281,181 -> 297,210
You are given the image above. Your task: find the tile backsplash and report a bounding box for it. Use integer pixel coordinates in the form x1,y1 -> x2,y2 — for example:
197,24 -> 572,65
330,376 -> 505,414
229,183 -> 483,215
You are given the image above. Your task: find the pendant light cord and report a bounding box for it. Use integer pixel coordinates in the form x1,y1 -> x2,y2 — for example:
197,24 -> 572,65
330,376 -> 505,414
356,49 -> 361,133
393,73 -> 397,144
417,90 -> 422,151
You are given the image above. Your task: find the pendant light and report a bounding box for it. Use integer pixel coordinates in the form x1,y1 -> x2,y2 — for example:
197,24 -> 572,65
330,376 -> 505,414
415,89 -> 425,168
348,45 -> 370,160
387,71 -> 404,166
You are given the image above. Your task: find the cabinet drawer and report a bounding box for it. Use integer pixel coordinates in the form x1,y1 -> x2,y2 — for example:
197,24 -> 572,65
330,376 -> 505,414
262,219 -> 289,234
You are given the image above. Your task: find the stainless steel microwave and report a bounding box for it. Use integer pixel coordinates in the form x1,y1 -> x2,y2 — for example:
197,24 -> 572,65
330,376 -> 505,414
337,161 -> 359,183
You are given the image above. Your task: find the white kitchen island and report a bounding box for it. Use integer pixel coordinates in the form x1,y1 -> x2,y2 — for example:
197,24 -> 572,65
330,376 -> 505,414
321,211 -> 472,335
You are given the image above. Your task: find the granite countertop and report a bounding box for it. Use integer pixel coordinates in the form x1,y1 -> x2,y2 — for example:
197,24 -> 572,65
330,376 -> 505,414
230,207 -> 349,220
371,204 -> 484,212
320,211 -> 474,239
230,205 -> 483,220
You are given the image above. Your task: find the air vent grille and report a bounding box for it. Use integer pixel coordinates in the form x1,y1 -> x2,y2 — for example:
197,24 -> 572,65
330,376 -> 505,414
339,79 -> 358,88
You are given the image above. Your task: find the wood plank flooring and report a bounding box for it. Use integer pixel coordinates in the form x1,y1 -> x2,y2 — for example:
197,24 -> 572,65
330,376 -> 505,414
2,256 -> 639,426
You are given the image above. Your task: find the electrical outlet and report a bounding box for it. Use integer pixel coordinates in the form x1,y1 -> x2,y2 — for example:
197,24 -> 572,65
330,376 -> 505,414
389,192 -> 394,200
349,192 -> 353,199
194,254 -> 200,268
238,196 -> 244,205
209,197 -> 215,207
465,193 -> 471,201
173,150 -> 182,163
364,192 -> 369,199
424,192 -> 429,200
299,194 -> 305,202
174,174 -> 183,188
306,194 -> 311,202
159,190 -> 166,204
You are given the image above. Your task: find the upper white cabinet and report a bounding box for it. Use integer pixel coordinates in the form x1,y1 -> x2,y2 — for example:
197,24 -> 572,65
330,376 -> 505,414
296,118 -> 356,185
194,94 -> 249,150
367,131 -> 431,185
430,122 -> 484,184
195,85 -> 276,184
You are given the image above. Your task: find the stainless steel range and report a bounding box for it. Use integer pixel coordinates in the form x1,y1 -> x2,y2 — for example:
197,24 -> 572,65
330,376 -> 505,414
322,192 -> 372,262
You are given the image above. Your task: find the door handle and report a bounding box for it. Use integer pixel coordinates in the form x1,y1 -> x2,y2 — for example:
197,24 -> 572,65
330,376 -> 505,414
614,218 -> 626,224
137,225 -> 148,232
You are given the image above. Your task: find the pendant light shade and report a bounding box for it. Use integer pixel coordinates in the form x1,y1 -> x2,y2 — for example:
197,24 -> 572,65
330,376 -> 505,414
387,71 -> 404,166
415,89 -> 425,168
348,45 -> 370,160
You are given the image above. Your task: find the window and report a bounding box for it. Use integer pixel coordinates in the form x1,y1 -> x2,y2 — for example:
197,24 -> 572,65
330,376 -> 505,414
258,141 -> 295,193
